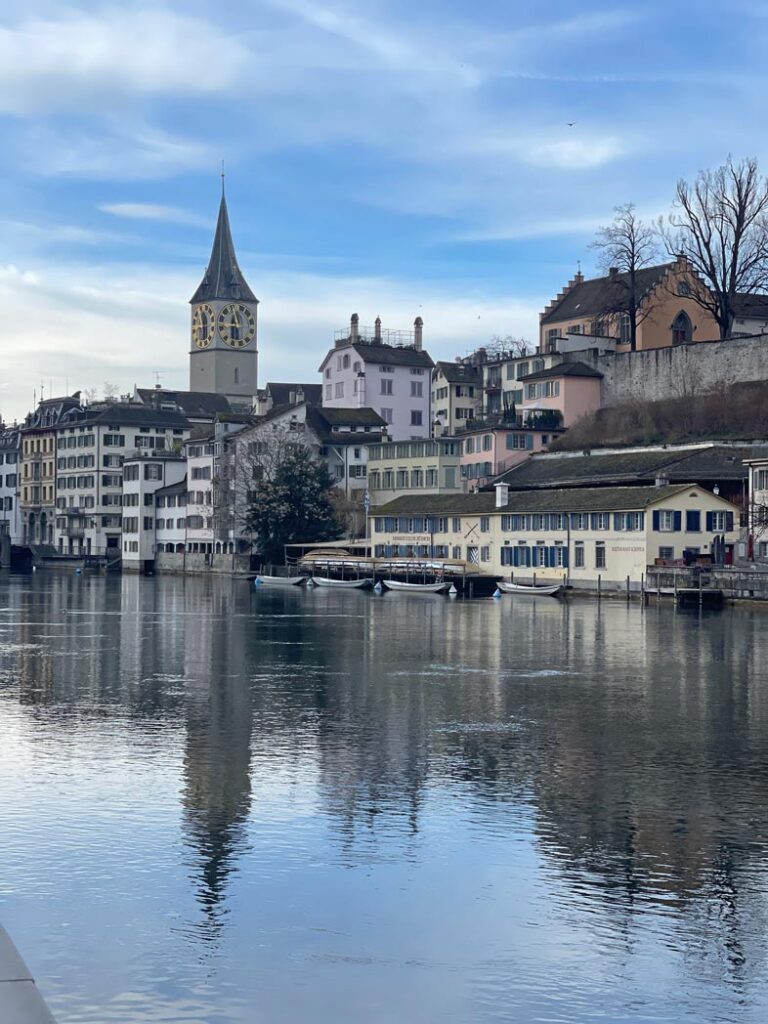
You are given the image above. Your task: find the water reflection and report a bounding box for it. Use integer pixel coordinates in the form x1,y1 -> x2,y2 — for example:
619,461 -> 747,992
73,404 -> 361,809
1,574 -> 768,1021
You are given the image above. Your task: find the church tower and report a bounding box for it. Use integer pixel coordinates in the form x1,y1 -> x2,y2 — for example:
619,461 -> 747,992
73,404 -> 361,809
189,187 -> 258,410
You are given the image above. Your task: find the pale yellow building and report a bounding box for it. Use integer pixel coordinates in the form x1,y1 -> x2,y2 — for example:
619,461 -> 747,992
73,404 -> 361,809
372,484 -> 739,588
367,438 -> 462,504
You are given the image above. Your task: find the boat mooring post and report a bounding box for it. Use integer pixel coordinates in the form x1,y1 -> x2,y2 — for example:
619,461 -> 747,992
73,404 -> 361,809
597,574 -> 602,599
626,575 -> 630,600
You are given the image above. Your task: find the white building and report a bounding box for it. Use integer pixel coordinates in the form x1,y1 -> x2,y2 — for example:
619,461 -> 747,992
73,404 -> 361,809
319,315 -> 433,441
121,453 -> 186,571
154,477 -> 188,557
0,425 -> 21,558
53,403 -> 190,558
185,431 -> 216,556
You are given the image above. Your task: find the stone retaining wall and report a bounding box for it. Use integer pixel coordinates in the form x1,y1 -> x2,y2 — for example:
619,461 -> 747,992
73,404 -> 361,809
570,333 -> 768,406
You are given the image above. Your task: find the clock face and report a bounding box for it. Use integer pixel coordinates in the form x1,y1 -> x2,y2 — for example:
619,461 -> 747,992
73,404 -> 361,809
192,304 -> 215,348
218,303 -> 256,348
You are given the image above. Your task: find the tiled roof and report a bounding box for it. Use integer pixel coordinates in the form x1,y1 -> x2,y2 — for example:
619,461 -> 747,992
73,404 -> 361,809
266,382 -> 322,407
320,342 -> 434,370
315,406 -> 386,427
434,361 -> 481,385
541,263 -> 675,325
492,445 -> 754,489
374,484 -> 726,516
733,293 -> 768,321
190,193 -> 257,303
63,405 -> 190,429
518,361 -> 603,382
135,389 -> 232,419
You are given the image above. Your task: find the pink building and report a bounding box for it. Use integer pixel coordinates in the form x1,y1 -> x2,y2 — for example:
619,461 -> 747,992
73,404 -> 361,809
459,424 -> 561,490
518,362 -> 602,430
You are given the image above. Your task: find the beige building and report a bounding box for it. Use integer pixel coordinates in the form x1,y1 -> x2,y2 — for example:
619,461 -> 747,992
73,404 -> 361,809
431,362 -> 481,435
372,484 -> 739,588
367,438 -> 462,505
540,258 -> 718,353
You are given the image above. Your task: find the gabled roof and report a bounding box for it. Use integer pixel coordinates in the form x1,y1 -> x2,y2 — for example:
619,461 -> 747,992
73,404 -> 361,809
433,361 -> 481,385
266,382 -> 322,407
190,192 -> 257,304
135,389 -> 232,419
375,484 -> 731,517
315,407 -> 386,428
733,293 -> 768,321
61,404 -> 190,429
490,444 -> 754,490
541,263 -> 675,326
519,361 -> 603,382
155,476 -> 187,497
319,342 -> 433,371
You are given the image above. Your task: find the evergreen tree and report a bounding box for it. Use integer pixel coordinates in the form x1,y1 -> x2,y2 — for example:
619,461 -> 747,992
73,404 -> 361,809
245,443 -> 342,565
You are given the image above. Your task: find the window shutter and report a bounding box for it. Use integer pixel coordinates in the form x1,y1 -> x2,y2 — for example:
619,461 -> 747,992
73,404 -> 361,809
613,513 -> 621,530
652,510 -> 660,530
549,546 -> 557,567
526,434 -> 534,450
512,547 -> 519,567
726,511 -> 734,531
673,511 -> 682,531
524,547 -> 531,567
562,547 -> 569,568
686,510 -> 700,532
706,511 -> 714,531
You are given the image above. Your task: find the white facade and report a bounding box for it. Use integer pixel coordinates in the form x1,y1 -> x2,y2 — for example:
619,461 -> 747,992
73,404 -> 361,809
121,454 -> 186,570
185,436 -> 215,554
155,481 -> 188,556
0,428 -> 21,549
319,318 -> 433,441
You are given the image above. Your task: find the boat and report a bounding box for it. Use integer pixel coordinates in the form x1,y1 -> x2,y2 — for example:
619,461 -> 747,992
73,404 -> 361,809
310,576 -> 373,589
381,579 -> 449,594
256,574 -> 305,586
496,581 -> 563,597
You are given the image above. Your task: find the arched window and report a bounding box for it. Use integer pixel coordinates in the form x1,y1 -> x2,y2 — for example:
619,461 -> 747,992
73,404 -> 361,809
672,311 -> 693,345
342,354 -> 350,369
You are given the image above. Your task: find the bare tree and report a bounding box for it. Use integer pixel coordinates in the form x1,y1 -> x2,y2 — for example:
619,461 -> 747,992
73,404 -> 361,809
663,156 -> 768,339
488,335 -> 532,359
590,203 -> 660,351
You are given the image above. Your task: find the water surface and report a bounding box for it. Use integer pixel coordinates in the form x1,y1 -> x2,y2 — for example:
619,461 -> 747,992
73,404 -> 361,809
1,573 -> 767,1023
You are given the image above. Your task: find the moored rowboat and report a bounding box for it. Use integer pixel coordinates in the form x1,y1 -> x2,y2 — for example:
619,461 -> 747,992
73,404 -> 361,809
496,581 -> 563,597
381,579 -> 449,594
310,576 -> 373,589
256,574 -> 305,586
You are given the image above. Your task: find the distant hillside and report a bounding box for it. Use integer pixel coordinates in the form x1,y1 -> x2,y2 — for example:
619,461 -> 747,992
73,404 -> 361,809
553,380 -> 768,451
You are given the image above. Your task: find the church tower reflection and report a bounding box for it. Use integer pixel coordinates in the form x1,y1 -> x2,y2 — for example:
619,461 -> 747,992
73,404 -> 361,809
180,579 -> 254,941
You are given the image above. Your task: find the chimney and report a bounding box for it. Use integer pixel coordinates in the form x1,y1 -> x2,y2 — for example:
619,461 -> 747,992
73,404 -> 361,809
296,386 -> 304,404
350,313 -> 359,343
655,473 -> 669,488
356,372 -> 366,408
374,316 -> 382,342
414,316 -> 423,351
495,482 -> 509,508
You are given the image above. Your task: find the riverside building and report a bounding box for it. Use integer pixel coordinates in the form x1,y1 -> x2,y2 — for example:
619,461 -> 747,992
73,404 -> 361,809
372,484 -> 740,587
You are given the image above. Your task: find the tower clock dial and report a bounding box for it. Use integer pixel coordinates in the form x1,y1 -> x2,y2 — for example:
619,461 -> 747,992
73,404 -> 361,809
218,303 -> 256,347
192,304 -> 215,348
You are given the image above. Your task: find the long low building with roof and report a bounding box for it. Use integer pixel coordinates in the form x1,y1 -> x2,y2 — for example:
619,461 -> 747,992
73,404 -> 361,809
372,483 -> 740,589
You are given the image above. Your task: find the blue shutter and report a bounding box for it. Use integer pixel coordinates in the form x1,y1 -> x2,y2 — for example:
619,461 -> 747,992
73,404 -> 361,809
652,510 -> 660,530
686,510 -> 700,532
673,511 -> 682,531
524,547 -> 531,567
526,434 -> 534,450
613,513 -> 621,530
562,547 -> 569,568
726,511 -> 734,531
549,546 -> 557,567
512,547 -> 519,567
706,511 -> 714,531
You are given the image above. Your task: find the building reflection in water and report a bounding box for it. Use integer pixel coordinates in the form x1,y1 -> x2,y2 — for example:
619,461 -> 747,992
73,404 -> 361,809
4,573 -> 768,994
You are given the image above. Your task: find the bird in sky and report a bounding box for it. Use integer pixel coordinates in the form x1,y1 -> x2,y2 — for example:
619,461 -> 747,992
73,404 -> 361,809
566,121 -> 576,127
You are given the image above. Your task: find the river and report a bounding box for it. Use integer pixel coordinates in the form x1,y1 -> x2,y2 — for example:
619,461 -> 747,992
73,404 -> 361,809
1,571 -> 767,1023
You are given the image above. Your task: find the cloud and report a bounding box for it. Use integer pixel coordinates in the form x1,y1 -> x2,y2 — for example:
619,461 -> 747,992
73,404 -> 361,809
0,257 -> 542,422
100,203 -> 208,227
524,137 -> 629,171
0,9 -> 250,115
18,121 -> 216,180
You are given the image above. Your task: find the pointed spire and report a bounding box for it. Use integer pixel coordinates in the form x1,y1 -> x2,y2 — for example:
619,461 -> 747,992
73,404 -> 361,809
190,187 -> 257,304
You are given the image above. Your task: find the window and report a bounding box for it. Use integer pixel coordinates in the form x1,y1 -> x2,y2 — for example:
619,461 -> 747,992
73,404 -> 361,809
410,411 -> 423,426
567,324 -> 582,334
614,512 -> 644,531
755,469 -> 768,491
191,466 -> 211,480
686,510 -> 701,532
658,546 -> 674,560
595,542 -> 606,569
516,362 -> 529,379
480,546 -> 490,562
506,433 -> 534,451
617,313 -> 631,345
410,381 -> 423,397
103,434 -> 125,447
677,280 -> 691,297
342,354 -> 350,369
671,311 -> 693,345
335,382 -> 345,398
144,465 -> 162,481
480,516 -> 490,533
143,517 -> 153,531
654,509 -> 680,532
452,517 -> 461,532
483,434 -> 492,451
590,513 -> 610,530
380,379 -> 393,395
707,510 -> 734,532
325,384 -> 332,400
380,408 -> 393,425
325,368 -> 331,379
381,365 -> 394,373
574,542 -> 585,568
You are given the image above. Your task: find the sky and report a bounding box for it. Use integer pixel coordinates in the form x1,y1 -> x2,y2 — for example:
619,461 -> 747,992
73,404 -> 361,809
1,0 -> 767,422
